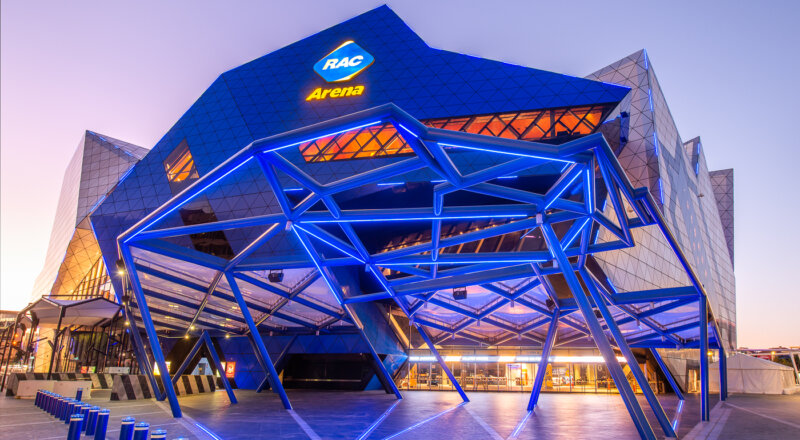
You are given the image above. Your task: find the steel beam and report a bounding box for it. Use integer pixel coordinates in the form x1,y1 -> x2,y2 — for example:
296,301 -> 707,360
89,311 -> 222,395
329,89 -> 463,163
120,244 -> 182,417
171,335 -> 204,381
650,348 -> 684,401
292,225 -> 402,399
582,269 -> 675,438
201,332 -> 237,404
226,272 -> 292,409
416,324 -> 468,402
699,295 -> 710,421
527,312 -> 559,410
257,335 -> 297,393
542,223 -> 655,440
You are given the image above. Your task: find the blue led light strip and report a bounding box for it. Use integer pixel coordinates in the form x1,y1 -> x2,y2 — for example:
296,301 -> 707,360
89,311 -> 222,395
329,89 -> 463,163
438,142 -> 574,164
544,171 -> 583,210
509,410 -> 533,438
383,402 -> 467,440
293,224 -> 364,263
356,398 -> 402,440
127,155 -> 255,242
266,120 -> 383,154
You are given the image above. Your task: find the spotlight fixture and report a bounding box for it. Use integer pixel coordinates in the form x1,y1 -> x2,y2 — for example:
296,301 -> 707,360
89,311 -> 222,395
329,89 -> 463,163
115,259 -> 126,276
452,287 -> 467,300
268,269 -> 284,283
594,310 -> 603,319
545,298 -> 555,311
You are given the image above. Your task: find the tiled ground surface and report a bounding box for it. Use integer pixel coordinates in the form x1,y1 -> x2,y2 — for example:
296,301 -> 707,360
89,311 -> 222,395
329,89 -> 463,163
1,390 -> 798,439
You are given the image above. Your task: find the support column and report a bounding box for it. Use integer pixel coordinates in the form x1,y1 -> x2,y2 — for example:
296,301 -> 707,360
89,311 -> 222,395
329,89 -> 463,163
542,223 -> 655,440
347,304 -> 403,399
292,225 -> 402,400
201,332 -> 237,404
171,336 -> 204,381
416,324 -> 468,402
0,318 -> 20,390
226,272 -> 292,410
582,269 -> 675,438
790,351 -> 799,385
699,295 -> 709,421
257,334 -> 297,393
527,314 -> 558,411
650,348 -> 684,401
719,346 -> 727,401
120,245 -> 182,418
47,309 -> 65,379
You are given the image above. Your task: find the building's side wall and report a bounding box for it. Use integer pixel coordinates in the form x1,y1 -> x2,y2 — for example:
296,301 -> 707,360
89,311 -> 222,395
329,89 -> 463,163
30,136 -> 85,301
709,169 -> 734,267
587,50 -> 736,349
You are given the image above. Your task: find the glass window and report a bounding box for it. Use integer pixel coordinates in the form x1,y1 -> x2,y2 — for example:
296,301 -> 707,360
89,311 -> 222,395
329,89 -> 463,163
297,105 -> 614,163
164,140 -> 199,192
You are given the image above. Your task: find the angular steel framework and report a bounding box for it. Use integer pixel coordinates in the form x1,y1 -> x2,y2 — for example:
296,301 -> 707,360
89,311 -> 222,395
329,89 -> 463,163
115,104 -> 728,438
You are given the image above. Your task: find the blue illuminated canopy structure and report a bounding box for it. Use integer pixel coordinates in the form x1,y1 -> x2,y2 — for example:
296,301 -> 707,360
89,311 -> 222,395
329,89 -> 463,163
75,6 -> 735,439
115,103 -> 725,438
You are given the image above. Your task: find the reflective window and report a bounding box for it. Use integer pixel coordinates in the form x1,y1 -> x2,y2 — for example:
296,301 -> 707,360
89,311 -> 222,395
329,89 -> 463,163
163,140 -> 199,191
298,105 -> 613,162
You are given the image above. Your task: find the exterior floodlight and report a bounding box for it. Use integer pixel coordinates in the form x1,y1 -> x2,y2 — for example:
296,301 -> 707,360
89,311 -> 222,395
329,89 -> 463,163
452,287 -> 467,300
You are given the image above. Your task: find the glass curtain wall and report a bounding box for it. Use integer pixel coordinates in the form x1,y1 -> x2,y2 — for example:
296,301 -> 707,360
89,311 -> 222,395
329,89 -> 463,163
399,348 -> 659,394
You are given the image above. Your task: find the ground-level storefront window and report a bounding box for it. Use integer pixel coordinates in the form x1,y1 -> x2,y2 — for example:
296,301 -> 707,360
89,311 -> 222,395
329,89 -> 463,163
398,349 -> 661,394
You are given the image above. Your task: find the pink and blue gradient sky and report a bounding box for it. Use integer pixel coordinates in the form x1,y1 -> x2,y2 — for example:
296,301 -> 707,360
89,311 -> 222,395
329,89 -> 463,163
1,1 -> 798,348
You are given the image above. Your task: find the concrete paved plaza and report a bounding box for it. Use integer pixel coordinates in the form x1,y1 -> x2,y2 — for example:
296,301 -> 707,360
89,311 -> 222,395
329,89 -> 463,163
1,390 -> 798,439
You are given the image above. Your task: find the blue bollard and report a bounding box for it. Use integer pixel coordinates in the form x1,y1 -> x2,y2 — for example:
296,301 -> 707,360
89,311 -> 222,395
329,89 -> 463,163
85,406 -> 100,435
132,422 -> 149,440
150,429 -> 167,439
35,390 -> 41,408
65,400 -> 78,424
67,414 -> 84,440
79,404 -> 91,430
58,398 -> 72,421
75,387 -> 83,401
53,396 -> 62,417
46,394 -> 55,415
49,394 -> 60,416
94,409 -> 110,440
119,416 -> 136,440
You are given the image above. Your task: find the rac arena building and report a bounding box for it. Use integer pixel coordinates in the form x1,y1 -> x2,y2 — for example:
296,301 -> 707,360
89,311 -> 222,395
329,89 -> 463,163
5,6 -> 736,439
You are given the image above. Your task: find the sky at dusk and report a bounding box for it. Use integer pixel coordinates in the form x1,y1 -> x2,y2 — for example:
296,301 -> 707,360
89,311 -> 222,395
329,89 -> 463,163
1,1 -> 798,348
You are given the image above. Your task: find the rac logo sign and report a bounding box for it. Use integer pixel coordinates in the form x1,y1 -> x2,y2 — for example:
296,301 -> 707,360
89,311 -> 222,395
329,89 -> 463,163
313,41 -> 374,83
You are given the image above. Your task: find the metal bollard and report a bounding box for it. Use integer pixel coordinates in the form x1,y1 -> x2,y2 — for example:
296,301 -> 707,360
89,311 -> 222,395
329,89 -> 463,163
93,409 -> 110,440
75,387 -> 83,401
64,400 -> 79,424
49,394 -> 61,416
85,406 -> 100,435
79,404 -> 92,431
150,428 -> 167,439
67,414 -> 84,440
132,422 -> 149,440
35,390 -> 41,408
47,394 -> 56,415
58,398 -> 72,421
119,416 -> 136,440
53,396 -> 62,417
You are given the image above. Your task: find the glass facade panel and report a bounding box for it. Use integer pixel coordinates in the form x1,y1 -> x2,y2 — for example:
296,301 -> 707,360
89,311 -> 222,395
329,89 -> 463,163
399,349 -> 662,394
298,105 -> 614,163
